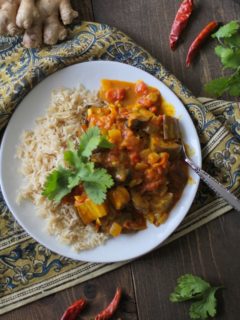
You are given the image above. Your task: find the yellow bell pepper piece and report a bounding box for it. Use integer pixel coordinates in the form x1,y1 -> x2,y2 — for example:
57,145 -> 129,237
109,222 -> 122,237
74,197 -> 107,225
135,162 -> 148,170
147,213 -> 155,224
147,152 -> 161,164
108,129 -> 122,144
109,186 -> 130,210
154,212 -> 168,226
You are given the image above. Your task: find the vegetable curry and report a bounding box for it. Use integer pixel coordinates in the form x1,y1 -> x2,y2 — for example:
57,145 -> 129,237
67,80 -> 188,237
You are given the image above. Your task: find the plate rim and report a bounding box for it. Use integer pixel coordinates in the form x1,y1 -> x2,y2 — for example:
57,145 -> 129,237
0,60 -> 202,262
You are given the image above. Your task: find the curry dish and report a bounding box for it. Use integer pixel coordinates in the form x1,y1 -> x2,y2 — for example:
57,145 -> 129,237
64,79 -> 188,237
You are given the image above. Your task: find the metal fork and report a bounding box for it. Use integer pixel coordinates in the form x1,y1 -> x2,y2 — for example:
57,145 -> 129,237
162,115 -> 240,211
181,142 -> 240,212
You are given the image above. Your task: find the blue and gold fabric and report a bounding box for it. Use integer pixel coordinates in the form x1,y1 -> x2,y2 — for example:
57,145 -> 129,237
0,22 -> 239,314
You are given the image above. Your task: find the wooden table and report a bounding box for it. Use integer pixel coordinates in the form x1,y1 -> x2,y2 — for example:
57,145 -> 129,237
3,0 -> 240,319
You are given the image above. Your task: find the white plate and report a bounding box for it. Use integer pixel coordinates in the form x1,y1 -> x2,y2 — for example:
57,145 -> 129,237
0,61 -> 201,263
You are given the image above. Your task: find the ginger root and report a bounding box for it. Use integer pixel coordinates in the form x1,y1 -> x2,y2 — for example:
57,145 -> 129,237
38,0 -> 78,45
16,0 -> 39,30
0,0 -> 21,36
0,0 -> 78,47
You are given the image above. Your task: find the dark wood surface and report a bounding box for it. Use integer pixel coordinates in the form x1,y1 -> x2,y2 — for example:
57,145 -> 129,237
2,1 -> 240,319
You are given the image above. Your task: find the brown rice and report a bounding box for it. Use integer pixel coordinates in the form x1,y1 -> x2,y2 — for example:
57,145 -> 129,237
16,86 -> 108,251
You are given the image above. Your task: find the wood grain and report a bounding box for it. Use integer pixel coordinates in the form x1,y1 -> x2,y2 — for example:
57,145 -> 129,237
92,0 -> 240,97
2,264 -> 138,320
132,212 -> 240,319
71,0 -> 94,21
1,1 -> 240,319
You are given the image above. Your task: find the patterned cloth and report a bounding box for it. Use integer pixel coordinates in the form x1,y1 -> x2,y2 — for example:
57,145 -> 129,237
0,22 -> 239,315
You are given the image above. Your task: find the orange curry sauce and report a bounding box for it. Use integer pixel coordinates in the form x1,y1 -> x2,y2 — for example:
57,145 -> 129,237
72,80 -> 188,236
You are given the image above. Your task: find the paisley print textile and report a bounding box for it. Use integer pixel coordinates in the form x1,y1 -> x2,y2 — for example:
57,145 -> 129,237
0,22 -> 239,314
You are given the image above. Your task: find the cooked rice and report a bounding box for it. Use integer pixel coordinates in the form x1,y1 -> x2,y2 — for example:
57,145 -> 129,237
16,86 -> 108,251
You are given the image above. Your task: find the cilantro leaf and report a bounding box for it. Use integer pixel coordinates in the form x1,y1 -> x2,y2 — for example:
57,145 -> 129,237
82,167 -> 114,185
205,72 -> 240,97
42,167 -> 71,203
170,274 -> 222,320
189,287 -> 220,320
99,135 -> 114,149
42,126 -> 114,204
78,126 -> 101,158
224,33 -> 240,48
213,20 -> 240,40
83,168 -> 114,204
83,182 -> 106,204
215,46 -> 240,69
67,163 -> 94,189
204,76 -> 230,97
67,172 -> 81,190
64,150 -> 82,168
78,126 -> 113,158
205,20 -> 240,97
170,274 -> 210,302
228,77 -> 240,96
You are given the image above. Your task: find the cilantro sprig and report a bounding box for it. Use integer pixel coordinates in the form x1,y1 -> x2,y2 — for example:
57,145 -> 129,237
170,274 -> 223,320
42,126 -> 114,204
205,20 -> 240,97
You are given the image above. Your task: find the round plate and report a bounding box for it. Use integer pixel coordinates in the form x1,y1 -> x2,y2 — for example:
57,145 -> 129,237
0,61 -> 201,263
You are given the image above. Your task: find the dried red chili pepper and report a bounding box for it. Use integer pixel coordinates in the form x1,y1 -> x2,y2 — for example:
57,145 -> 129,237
95,287 -> 122,320
60,298 -> 87,320
186,21 -> 218,67
169,0 -> 193,50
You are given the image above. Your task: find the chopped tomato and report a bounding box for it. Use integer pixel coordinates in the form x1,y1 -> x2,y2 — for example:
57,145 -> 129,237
129,151 -> 140,166
135,80 -> 148,95
158,152 -> 169,169
121,128 -> 140,151
137,96 -> 154,108
147,92 -> 159,103
81,124 -> 87,131
149,106 -> 158,114
142,180 -> 163,192
105,88 -> 126,103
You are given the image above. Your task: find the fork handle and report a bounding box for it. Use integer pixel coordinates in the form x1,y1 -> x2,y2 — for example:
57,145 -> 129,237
185,157 -> 240,212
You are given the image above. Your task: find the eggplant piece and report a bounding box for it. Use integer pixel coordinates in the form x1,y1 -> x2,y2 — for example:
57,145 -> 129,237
150,135 -> 181,156
123,218 -> 147,231
128,109 -> 153,130
109,186 -> 130,210
131,191 -> 149,213
129,178 -> 143,187
114,166 -> 130,182
91,152 -> 105,163
150,192 -> 173,215
163,115 -> 180,140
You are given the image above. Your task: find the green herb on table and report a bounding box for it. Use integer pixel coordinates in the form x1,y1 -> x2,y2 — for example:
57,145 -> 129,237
42,126 -> 114,204
204,20 -> 240,97
170,274 -> 223,319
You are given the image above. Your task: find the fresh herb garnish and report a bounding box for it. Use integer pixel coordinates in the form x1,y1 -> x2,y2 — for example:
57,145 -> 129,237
42,166 -> 72,203
205,20 -> 240,97
170,274 -> 222,320
42,126 -> 114,204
